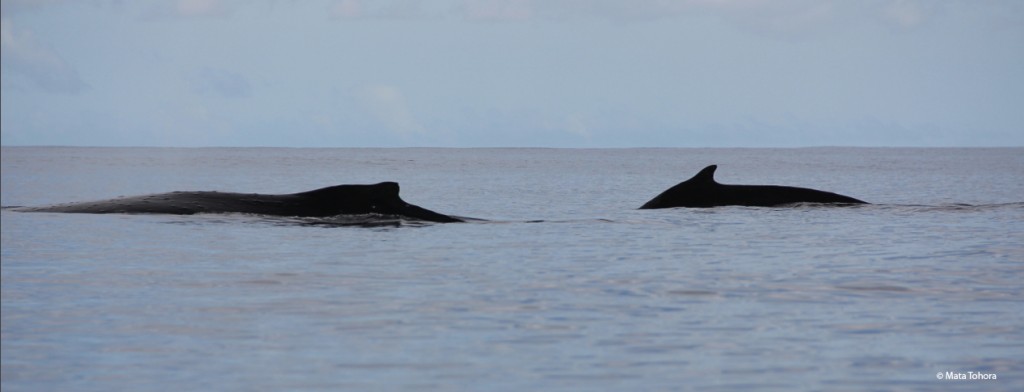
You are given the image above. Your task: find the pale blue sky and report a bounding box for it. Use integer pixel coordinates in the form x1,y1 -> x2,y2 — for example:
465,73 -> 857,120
2,0 -> 1022,147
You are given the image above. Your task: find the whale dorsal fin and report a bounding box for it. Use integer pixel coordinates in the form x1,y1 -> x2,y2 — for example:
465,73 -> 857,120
688,165 -> 718,184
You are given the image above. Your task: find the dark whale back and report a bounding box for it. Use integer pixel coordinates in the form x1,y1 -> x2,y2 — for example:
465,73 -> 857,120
295,182 -> 463,222
640,165 -> 866,209
16,182 -> 464,223
292,182 -> 403,216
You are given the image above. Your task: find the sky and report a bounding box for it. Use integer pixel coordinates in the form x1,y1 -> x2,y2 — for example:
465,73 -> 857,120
1,0 -> 1022,148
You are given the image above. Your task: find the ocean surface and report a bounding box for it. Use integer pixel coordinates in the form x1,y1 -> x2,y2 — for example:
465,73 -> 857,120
2,147 -> 1022,391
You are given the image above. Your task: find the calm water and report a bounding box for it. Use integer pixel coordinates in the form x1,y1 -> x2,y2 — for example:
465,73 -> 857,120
2,147 -> 1023,391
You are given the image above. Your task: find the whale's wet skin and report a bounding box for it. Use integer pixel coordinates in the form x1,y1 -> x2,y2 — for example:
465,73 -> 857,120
14,182 -> 466,223
641,165 -> 866,209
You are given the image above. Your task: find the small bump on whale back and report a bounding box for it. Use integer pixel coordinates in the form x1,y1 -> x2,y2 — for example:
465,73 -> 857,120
300,182 -> 400,198
374,182 -> 401,196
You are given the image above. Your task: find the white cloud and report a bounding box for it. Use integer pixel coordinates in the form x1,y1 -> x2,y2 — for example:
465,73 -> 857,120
457,0 -> 783,23
707,0 -> 839,36
175,0 -> 231,17
558,113 -> 592,139
322,0 -> 942,36
142,0 -> 234,19
461,0 -> 533,22
0,0 -> 74,17
329,0 -> 437,20
453,1 -> 947,36
189,67 -> 252,98
357,85 -> 426,137
0,18 -> 88,93
881,0 -> 930,29
330,0 -> 362,19
446,0 -> 843,40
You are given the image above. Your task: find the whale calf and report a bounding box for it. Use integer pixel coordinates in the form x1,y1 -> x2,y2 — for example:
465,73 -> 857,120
15,182 -> 465,223
640,165 -> 867,209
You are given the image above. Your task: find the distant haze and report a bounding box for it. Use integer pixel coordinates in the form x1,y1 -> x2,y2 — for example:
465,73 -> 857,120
2,0 -> 1022,147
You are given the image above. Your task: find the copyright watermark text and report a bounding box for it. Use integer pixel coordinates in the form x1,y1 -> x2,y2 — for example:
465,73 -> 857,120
937,371 -> 997,381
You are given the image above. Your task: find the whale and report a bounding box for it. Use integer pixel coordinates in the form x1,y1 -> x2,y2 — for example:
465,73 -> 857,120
14,182 -> 465,223
640,165 -> 867,209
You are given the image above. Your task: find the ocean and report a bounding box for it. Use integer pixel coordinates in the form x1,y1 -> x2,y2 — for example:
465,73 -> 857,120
2,147 -> 1022,391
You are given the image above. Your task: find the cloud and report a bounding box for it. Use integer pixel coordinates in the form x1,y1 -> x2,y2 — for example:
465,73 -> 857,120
0,0 -> 77,17
455,0 -> 751,23
0,18 -> 89,93
142,0 -> 234,19
700,0 -> 841,36
330,0 -> 362,19
319,0 -> 945,36
453,1 -> 949,36
329,0 -> 436,20
175,0 -> 230,17
189,67 -> 252,98
461,0 -> 533,22
546,113 -> 592,140
357,84 -> 426,137
880,0 -> 932,29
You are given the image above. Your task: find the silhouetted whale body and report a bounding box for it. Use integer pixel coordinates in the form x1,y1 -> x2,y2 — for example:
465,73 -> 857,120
16,182 -> 464,223
640,165 -> 867,209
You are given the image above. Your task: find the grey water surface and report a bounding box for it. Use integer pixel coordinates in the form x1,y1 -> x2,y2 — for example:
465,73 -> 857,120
2,147 -> 1022,391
